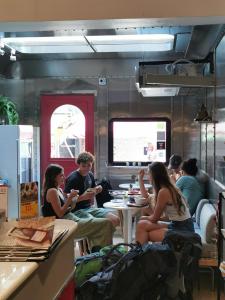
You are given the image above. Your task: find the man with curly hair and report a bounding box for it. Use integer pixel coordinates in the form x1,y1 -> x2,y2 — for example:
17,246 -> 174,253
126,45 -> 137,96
64,152 -> 120,236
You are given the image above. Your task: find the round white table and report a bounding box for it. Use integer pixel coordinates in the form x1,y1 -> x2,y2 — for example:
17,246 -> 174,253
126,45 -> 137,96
118,183 -> 152,190
104,200 -> 146,244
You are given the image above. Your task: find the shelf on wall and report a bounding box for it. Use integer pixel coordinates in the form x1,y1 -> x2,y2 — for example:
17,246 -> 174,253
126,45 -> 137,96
194,120 -> 218,124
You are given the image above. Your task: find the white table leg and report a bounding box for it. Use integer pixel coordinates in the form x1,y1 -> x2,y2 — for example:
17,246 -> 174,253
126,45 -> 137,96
122,210 -> 133,244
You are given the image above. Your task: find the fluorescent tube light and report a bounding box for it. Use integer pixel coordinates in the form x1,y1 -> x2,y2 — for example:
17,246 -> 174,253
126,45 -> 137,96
87,34 -> 174,44
3,36 -> 94,53
3,34 -> 174,54
87,34 -> 174,52
91,43 -> 171,52
3,36 -> 87,46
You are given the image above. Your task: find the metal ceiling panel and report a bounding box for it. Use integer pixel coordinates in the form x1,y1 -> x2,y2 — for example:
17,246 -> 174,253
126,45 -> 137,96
175,33 -> 191,52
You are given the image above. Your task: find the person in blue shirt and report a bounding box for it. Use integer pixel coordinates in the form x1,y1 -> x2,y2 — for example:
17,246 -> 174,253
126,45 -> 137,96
176,158 -> 205,216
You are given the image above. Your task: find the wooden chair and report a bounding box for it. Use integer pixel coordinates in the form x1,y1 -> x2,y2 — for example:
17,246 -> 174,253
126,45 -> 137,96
75,238 -> 90,256
198,258 -> 218,290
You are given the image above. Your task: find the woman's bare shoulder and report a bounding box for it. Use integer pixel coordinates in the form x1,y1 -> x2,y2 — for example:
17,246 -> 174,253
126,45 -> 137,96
158,187 -> 171,198
46,188 -> 58,197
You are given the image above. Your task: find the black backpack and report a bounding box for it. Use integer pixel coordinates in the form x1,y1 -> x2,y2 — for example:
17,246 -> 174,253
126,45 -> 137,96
76,242 -> 177,300
95,178 -> 113,208
162,230 -> 202,300
162,230 -> 202,276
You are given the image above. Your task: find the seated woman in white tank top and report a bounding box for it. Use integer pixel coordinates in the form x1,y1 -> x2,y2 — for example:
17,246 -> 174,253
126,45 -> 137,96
136,162 -> 194,245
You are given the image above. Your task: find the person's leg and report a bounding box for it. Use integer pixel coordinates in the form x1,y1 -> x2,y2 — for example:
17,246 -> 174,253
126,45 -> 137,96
105,212 -> 120,227
135,219 -> 168,244
64,212 -> 114,249
86,207 -> 120,227
148,228 -> 168,242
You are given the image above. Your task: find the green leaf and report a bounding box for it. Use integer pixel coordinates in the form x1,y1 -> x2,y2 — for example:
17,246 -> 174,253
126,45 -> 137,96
0,95 -> 19,125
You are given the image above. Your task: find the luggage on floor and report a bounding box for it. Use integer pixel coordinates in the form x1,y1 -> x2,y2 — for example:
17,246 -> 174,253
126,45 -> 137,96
162,230 -> 202,300
76,242 -> 177,300
75,243 -> 128,287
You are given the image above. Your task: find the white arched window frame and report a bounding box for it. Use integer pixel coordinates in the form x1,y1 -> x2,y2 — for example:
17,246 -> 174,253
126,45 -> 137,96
50,104 -> 85,158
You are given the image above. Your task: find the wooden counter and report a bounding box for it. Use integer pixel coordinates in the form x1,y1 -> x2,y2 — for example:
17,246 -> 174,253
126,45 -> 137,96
0,219 -> 77,300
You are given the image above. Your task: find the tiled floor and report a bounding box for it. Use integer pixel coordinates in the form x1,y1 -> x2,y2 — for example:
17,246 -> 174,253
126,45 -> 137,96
74,232 -> 225,300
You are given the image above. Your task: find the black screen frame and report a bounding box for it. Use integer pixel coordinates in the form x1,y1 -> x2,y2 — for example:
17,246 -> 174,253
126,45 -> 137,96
108,117 -> 171,166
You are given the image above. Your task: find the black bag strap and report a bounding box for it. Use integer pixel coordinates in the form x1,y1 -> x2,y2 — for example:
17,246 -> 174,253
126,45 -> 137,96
104,242 -> 136,257
103,242 -> 143,274
102,242 -> 140,269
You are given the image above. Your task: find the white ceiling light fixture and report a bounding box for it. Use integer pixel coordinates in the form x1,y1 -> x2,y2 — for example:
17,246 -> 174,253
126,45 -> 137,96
2,34 -> 174,54
2,36 -> 94,54
136,83 -> 179,97
87,34 -> 174,52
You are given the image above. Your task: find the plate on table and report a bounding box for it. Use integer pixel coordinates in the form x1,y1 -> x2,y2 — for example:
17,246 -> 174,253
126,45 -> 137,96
127,202 -> 148,207
109,190 -> 126,198
110,199 -> 124,204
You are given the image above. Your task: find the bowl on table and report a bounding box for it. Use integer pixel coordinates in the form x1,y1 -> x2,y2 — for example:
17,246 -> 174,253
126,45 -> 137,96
134,196 -> 148,206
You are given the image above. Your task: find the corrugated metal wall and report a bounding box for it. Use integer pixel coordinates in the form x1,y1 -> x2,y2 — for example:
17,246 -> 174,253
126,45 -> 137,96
0,54 -> 224,190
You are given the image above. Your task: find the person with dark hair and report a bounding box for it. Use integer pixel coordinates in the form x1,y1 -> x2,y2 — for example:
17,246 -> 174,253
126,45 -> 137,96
168,154 -> 183,183
136,162 -> 194,245
42,164 -> 114,249
176,158 -> 204,216
64,151 -> 120,228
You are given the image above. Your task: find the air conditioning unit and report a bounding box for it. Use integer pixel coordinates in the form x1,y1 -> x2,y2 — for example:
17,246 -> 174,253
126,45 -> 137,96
137,57 -> 215,97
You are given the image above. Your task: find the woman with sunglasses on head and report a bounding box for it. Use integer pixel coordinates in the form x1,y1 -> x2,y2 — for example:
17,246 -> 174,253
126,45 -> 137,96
136,162 -> 194,245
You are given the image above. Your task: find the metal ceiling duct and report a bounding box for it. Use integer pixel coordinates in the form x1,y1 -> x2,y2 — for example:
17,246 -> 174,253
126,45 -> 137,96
185,24 -> 225,59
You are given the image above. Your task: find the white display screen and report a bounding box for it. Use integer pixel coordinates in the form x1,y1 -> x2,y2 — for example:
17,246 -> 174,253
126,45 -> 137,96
109,118 -> 170,165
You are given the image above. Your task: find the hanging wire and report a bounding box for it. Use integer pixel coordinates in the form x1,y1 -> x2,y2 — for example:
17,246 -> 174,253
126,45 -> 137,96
165,58 -> 195,75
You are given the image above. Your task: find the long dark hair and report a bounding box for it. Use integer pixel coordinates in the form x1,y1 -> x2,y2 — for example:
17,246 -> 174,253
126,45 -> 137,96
148,162 -> 185,215
42,164 -> 63,197
181,158 -> 198,176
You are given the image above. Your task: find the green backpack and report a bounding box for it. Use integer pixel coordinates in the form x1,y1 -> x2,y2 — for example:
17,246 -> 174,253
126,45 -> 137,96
75,243 -> 128,287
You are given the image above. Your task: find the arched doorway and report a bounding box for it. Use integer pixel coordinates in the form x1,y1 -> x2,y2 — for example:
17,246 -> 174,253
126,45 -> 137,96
40,94 -> 94,180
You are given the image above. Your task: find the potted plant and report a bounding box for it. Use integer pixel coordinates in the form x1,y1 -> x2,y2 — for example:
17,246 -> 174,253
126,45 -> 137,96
0,95 -> 19,125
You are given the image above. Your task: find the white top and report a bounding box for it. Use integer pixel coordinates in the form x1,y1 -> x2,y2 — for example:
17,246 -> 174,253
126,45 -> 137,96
165,198 -> 191,221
